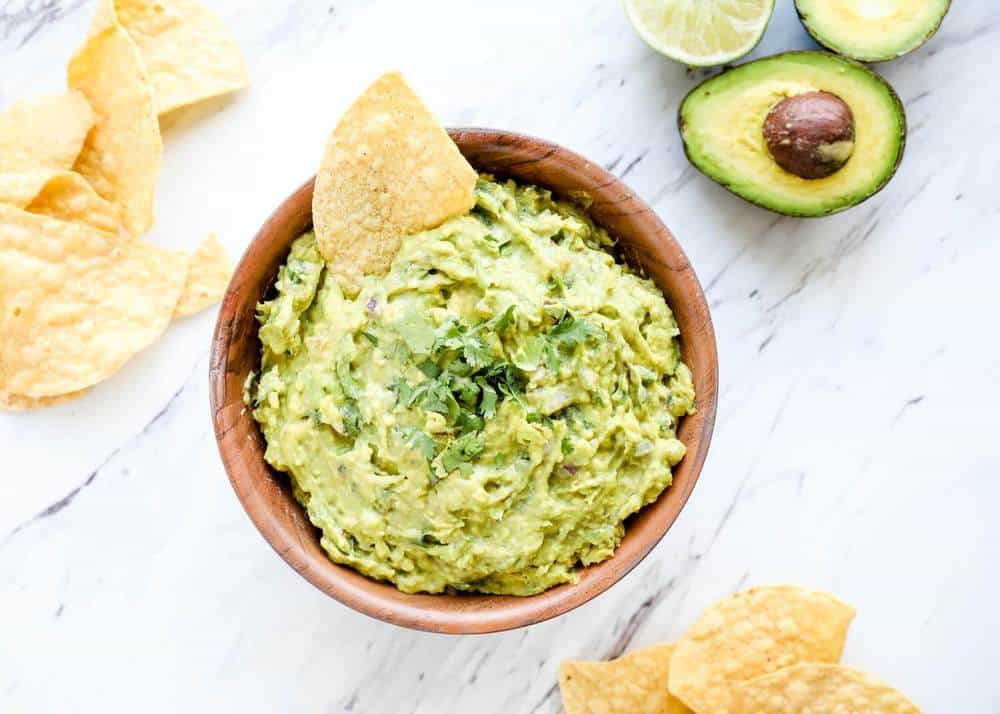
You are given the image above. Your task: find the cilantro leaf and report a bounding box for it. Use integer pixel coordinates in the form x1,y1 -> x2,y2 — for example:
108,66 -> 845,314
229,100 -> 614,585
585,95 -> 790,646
561,437 -> 574,455
389,377 -> 414,406
440,432 -> 485,472
361,330 -> 378,346
548,313 -> 599,351
340,401 -> 361,437
462,335 -> 495,371
488,305 -> 516,332
416,379 -> 460,422
477,380 -> 498,419
337,360 -> 361,400
397,426 -> 438,461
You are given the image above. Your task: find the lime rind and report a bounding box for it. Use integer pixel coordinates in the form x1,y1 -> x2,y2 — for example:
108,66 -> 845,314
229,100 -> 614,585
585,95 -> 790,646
624,0 -> 776,67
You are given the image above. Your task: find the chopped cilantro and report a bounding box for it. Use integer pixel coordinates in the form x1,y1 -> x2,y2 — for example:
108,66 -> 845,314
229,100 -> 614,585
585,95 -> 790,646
548,313 -> 599,351
361,331 -> 379,346
488,305 -> 516,332
441,433 -> 485,472
397,426 -> 438,461
462,336 -> 494,371
418,359 -> 441,379
336,360 -> 361,400
389,377 -> 414,406
478,380 -> 498,419
340,401 -> 361,436
561,437 -> 574,455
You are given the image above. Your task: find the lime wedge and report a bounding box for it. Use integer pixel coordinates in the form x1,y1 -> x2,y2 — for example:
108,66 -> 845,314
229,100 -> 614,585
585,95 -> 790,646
624,0 -> 775,67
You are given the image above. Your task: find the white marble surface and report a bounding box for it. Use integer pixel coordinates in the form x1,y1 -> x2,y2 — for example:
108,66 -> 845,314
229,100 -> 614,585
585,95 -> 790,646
2,1 -> 999,711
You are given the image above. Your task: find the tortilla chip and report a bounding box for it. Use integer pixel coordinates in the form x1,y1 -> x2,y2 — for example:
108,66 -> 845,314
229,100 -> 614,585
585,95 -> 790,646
174,233 -> 231,317
68,22 -> 162,237
0,204 -> 186,398
732,664 -> 922,714
0,170 -> 121,233
0,92 -> 95,173
0,171 -> 55,207
312,71 -> 476,292
0,389 -> 88,411
559,643 -> 691,714
93,0 -> 249,115
25,172 -> 121,233
668,586 -> 855,714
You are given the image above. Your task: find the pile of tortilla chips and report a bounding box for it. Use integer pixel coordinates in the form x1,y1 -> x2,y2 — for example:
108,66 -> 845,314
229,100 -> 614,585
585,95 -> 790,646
559,585 -> 922,713
0,0 -> 248,410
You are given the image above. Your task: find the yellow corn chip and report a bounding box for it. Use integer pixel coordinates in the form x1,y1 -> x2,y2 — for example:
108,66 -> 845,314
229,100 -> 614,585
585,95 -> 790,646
312,71 -> 476,293
0,204 -> 186,398
668,585 -> 856,714
0,388 -> 88,411
559,643 -> 691,714
0,171 -> 55,206
69,22 -> 162,237
174,233 -> 232,318
0,170 -> 120,234
25,172 -> 121,233
732,664 -> 922,714
92,0 -> 249,115
0,91 -> 95,173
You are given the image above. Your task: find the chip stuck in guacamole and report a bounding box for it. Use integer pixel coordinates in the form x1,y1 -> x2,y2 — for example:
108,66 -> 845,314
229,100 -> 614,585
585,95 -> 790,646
246,176 -> 695,595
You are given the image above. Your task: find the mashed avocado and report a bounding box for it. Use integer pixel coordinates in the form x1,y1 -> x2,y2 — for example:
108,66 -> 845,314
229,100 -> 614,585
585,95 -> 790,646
246,176 -> 694,595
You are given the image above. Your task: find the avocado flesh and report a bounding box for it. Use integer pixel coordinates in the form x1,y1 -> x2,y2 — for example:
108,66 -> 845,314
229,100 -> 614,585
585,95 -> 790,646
796,0 -> 950,62
679,52 -> 905,217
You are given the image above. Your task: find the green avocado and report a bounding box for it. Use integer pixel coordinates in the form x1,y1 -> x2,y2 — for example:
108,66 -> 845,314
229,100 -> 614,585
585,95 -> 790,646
796,0 -> 951,62
679,52 -> 906,217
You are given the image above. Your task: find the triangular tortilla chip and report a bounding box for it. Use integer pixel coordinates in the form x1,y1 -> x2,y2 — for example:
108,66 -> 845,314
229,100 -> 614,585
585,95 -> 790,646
0,170 -> 120,233
732,664 -> 921,714
174,233 -> 232,318
0,91 -> 94,173
668,586 -> 856,714
312,71 -> 476,293
559,643 -> 691,714
69,21 -> 162,237
92,0 -> 249,115
0,204 -> 186,398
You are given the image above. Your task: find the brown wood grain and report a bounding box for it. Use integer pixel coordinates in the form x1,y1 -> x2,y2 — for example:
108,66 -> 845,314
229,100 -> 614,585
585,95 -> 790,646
210,129 -> 719,634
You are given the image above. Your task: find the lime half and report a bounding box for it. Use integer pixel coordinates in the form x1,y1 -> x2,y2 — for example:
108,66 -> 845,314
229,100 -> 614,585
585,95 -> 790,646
624,0 -> 775,67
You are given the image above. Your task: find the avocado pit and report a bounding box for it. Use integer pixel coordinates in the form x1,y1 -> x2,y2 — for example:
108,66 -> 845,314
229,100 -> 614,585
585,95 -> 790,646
763,91 -> 855,180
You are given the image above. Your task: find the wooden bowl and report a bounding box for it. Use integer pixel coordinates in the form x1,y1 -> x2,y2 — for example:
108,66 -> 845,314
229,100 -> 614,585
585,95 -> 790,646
210,129 -> 718,634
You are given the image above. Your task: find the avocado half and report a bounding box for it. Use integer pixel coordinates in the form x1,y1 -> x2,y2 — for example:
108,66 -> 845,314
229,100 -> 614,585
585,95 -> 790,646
796,0 -> 950,62
679,52 -> 906,217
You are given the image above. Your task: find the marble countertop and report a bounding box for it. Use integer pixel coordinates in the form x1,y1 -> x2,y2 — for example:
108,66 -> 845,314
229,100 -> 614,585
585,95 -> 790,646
2,1 -> 998,711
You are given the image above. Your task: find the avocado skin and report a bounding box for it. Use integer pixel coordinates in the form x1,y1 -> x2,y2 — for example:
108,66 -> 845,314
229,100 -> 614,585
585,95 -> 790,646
795,0 -> 951,63
677,51 -> 907,218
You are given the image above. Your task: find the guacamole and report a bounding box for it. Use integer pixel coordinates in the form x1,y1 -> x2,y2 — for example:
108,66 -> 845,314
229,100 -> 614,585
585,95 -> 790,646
246,177 -> 695,595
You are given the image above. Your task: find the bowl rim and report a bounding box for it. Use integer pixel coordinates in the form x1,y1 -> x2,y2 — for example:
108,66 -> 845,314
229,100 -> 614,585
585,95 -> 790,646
210,127 -> 718,634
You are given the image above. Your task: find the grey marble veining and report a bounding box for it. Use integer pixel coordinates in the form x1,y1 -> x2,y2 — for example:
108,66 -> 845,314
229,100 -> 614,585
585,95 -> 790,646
2,1 -> 999,712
